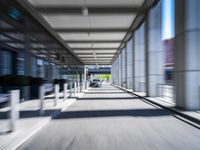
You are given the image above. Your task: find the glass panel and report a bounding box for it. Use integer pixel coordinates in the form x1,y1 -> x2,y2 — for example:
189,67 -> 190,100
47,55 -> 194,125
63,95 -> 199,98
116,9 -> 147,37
0,50 -> 12,75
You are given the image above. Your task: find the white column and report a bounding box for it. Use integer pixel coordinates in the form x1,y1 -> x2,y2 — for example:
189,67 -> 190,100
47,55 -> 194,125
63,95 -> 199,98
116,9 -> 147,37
54,84 -> 59,106
174,0 -> 200,110
121,48 -> 126,88
147,1 -> 164,96
9,90 -> 20,132
39,85 -> 45,115
118,53 -> 122,86
74,81 -> 77,96
77,82 -> 80,94
69,81 -> 73,97
126,38 -> 134,89
63,83 -> 68,101
134,24 -> 145,92
84,66 -> 87,89
116,58 -> 119,86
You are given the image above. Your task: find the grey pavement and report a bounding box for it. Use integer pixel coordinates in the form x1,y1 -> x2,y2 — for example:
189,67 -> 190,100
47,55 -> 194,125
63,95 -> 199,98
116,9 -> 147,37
0,94 -> 76,150
18,84 -> 200,150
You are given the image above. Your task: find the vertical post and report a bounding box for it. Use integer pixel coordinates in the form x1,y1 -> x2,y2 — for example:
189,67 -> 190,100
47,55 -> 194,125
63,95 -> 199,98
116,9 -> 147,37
24,24 -> 31,100
118,54 -> 122,86
144,13 -> 149,97
64,83 -> 68,101
77,82 -> 80,94
69,82 -> 72,97
125,45 -> 128,89
87,80 -> 89,88
174,0 -> 200,110
9,90 -> 20,132
39,85 -> 45,115
132,37 -> 135,91
80,81 -> 83,92
54,84 -> 59,106
85,80 -> 87,90
147,1 -> 164,97
81,80 -> 84,92
74,81 -> 77,96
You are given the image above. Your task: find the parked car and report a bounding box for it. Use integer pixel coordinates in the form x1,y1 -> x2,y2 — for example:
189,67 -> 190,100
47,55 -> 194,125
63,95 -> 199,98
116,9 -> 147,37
90,79 -> 102,87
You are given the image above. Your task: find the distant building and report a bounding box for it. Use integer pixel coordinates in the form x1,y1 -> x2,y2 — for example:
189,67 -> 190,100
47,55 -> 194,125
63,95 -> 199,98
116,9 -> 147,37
163,39 -> 174,83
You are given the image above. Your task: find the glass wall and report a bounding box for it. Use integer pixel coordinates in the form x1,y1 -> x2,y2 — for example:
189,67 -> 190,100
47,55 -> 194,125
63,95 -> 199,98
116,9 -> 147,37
0,50 -> 12,75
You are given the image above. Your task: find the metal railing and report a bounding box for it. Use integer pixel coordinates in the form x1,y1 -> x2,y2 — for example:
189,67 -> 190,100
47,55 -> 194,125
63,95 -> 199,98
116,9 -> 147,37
156,83 -> 174,103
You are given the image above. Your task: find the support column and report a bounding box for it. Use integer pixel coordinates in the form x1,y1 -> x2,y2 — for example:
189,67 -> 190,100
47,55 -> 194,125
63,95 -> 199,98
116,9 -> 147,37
174,0 -> 200,110
126,38 -> 134,90
134,24 -> 145,92
125,46 -> 128,88
47,63 -> 53,82
115,58 -> 119,86
111,62 -> 115,84
24,26 -> 31,100
84,66 -> 87,90
54,84 -> 59,106
121,48 -> 126,88
147,1 -> 164,96
118,53 -> 122,86
144,16 -> 149,96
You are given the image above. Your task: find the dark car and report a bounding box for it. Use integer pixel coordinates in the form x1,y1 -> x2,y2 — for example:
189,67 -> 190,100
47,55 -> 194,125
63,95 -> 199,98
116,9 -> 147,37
89,79 -> 102,87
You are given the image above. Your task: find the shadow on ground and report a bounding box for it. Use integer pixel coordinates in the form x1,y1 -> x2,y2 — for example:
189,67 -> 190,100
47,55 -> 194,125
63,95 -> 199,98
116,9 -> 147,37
53,108 -> 170,119
0,109 -> 61,119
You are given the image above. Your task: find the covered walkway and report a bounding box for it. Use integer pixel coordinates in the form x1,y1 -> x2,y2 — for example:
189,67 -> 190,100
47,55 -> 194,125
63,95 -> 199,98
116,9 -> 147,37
18,84 -> 200,150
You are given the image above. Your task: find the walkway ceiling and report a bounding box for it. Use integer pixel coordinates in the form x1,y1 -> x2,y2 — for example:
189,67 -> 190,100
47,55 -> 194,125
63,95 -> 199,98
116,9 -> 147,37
26,0 -> 156,65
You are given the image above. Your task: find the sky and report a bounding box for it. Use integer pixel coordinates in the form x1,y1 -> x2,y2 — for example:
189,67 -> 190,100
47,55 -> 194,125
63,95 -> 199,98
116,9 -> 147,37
162,0 -> 175,40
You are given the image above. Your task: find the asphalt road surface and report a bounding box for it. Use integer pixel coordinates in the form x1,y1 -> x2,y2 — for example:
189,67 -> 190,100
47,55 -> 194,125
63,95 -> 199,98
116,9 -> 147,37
17,84 -> 200,150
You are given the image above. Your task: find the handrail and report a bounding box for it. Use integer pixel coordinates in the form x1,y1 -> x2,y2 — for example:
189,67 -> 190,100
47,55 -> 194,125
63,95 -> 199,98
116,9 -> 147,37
156,83 -> 174,103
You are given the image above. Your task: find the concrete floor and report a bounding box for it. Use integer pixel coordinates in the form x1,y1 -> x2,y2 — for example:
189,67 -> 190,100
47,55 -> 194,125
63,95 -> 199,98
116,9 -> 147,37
18,84 -> 200,150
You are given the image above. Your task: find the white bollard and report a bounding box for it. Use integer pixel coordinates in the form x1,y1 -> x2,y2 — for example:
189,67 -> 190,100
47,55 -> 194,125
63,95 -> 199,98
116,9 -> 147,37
77,82 -> 80,94
9,90 -> 20,132
64,83 -> 68,101
87,81 -> 89,89
85,81 -> 87,90
69,82 -> 72,97
81,82 -> 84,92
74,81 -> 77,96
54,84 -> 59,106
39,85 -> 45,115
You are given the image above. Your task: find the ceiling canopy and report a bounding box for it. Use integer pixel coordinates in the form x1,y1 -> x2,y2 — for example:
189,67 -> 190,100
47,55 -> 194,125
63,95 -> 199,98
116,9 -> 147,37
26,0 -> 154,65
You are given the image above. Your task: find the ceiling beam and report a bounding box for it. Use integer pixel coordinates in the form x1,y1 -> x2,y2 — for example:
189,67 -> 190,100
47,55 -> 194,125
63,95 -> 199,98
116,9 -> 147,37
55,28 -> 128,33
65,40 -> 123,44
36,6 -> 140,15
72,48 -> 117,50
76,53 -> 114,55
80,56 -> 113,58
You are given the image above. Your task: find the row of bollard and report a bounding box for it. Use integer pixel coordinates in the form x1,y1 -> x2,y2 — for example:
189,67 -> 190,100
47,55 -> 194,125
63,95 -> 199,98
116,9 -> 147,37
8,80 -> 89,132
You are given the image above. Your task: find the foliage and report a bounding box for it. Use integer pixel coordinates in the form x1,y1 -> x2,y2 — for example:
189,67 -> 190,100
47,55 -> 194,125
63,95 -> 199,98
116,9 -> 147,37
97,74 -> 111,81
